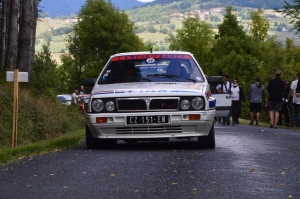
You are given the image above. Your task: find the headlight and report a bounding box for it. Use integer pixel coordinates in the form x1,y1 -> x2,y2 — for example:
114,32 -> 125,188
191,97 -> 204,110
180,99 -> 190,110
92,99 -> 104,112
106,101 -> 115,111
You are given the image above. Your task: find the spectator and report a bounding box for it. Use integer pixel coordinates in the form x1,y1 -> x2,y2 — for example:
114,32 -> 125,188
248,77 -> 265,126
267,70 -> 285,128
79,86 -> 85,95
216,74 -> 231,125
278,80 -> 292,127
72,89 -> 78,105
287,72 -> 300,128
230,78 -> 245,125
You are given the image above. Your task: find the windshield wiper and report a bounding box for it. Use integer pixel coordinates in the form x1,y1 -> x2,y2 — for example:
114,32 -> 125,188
147,74 -> 180,78
140,78 -> 152,82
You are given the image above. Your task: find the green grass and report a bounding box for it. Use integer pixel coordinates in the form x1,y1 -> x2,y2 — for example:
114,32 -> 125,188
0,129 -> 85,165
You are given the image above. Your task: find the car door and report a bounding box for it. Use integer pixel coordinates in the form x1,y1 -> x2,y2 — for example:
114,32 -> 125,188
208,76 -> 231,117
212,93 -> 231,117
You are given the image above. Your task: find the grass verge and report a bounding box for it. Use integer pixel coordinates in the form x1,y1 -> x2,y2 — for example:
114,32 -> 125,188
0,128 -> 85,165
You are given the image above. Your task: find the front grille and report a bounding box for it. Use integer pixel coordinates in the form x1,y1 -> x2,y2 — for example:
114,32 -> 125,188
115,126 -> 182,134
117,99 -> 147,111
116,97 -> 180,112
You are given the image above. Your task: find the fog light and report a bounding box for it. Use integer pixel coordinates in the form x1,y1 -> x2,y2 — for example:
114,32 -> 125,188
96,117 -> 108,123
189,114 -> 200,120
183,115 -> 188,119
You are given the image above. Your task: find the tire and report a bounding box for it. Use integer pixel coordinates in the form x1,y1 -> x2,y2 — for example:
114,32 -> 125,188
198,124 -> 215,149
85,124 -> 104,149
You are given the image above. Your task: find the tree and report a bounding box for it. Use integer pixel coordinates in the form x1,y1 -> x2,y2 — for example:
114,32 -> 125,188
275,0 -> 300,33
66,0 -> 146,80
17,0 -> 38,75
6,0 -> 19,71
211,5 -> 260,82
168,17 -> 214,72
0,0 -> 39,74
249,8 -> 270,43
30,43 -> 60,97
216,5 -> 245,39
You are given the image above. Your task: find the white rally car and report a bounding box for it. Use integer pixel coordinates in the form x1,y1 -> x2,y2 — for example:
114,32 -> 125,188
83,51 -> 231,149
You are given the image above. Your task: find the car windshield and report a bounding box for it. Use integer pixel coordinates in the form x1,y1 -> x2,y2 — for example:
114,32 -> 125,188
98,54 -> 205,84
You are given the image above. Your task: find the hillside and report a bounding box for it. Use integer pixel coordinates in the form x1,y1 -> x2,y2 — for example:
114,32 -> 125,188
39,0 -> 293,18
39,0 -> 146,18
147,0 -> 292,9
36,0 -> 300,64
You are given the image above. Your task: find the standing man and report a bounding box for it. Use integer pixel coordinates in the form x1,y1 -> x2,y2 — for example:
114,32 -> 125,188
287,72 -> 300,128
79,86 -> 86,95
216,74 -> 231,125
72,89 -> 78,105
248,77 -> 265,127
278,80 -> 292,127
267,70 -> 285,128
230,78 -> 245,125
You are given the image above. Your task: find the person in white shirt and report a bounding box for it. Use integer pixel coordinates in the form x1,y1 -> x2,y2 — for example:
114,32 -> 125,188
230,78 -> 245,126
72,89 -> 78,105
216,74 -> 231,125
287,72 -> 300,128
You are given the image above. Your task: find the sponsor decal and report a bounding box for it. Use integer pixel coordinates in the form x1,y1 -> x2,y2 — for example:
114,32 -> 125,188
208,97 -> 216,108
91,89 -> 203,96
111,54 -> 192,61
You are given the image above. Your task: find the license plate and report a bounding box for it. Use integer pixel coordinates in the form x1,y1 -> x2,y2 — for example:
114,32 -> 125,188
126,115 -> 169,125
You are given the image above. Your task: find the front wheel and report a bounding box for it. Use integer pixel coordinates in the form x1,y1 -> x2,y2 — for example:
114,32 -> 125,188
86,124 -> 104,149
198,124 -> 215,149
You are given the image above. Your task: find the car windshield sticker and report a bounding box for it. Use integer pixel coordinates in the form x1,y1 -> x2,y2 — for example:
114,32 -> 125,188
111,54 -> 192,61
146,58 -> 155,63
101,70 -> 111,82
196,77 -> 202,81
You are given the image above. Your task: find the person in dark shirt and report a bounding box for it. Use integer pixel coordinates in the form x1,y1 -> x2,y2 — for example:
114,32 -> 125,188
79,85 -> 85,95
267,70 -> 285,128
278,80 -> 292,127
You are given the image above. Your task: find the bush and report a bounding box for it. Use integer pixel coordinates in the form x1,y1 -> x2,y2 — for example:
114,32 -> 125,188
0,83 -> 85,148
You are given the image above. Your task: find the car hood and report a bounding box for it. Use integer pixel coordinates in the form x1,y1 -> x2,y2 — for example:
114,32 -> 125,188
91,83 -> 207,97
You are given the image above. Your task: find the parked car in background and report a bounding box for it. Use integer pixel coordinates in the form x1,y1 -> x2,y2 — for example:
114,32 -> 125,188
77,94 -> 90,114
83,51 -> 231,149
57,94 -> 72,106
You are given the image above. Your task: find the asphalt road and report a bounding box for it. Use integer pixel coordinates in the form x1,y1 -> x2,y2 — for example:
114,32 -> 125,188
0,124 -> 299,199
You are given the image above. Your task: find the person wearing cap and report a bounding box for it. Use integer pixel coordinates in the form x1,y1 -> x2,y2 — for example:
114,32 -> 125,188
267,70 -> 285,128
248,77 -> 265,126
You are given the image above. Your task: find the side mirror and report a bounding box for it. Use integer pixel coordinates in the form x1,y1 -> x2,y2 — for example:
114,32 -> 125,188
207,76 -> 222,84
83,78 -> 96,87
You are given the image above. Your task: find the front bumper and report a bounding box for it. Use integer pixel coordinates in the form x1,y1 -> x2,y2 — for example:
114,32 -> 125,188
85,109 -> 215,139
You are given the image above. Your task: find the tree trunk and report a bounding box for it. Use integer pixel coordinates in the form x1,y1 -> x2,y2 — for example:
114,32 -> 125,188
6,0 -> 18,71
0,0 -> 8,69
17,0 -> 38,76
